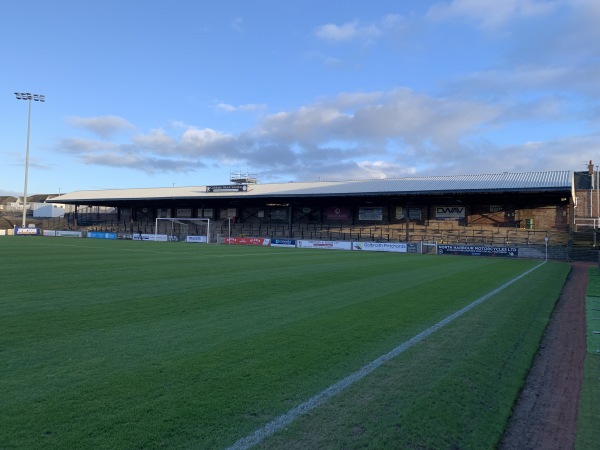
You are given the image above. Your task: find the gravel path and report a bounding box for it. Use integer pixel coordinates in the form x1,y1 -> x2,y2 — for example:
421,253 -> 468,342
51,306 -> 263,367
498,262 -> 589,450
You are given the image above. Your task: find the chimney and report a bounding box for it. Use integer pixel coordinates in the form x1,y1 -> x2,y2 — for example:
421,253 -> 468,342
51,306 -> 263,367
588,160 -> 594,176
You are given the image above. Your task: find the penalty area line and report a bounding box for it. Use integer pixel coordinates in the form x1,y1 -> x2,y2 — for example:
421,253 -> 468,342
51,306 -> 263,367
226,261 -> 546,450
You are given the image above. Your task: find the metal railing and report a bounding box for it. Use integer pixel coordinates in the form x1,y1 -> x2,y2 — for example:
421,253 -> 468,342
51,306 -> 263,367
574,217 -> 600,231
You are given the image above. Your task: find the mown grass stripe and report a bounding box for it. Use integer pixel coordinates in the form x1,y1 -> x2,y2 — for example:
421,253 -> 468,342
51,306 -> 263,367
226,262 -> 545,450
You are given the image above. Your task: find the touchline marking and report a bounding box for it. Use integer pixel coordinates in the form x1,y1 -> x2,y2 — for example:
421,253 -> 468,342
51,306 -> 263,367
227,261 -> 545,450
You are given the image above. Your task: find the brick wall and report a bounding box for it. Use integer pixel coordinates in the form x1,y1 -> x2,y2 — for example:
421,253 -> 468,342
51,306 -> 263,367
516,205 -> 569,230
574,189 -> 600,218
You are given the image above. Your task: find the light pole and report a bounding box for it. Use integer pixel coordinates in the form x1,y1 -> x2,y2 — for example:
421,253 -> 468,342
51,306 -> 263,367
228,217 -> 231,243
594,166 -> 600,228
14,92 -> 45,228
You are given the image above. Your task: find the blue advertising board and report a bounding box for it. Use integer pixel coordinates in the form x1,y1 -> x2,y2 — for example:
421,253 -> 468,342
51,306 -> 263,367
14,227 -> 40,236
271,238 -> 296,248
88,231 -> 117,240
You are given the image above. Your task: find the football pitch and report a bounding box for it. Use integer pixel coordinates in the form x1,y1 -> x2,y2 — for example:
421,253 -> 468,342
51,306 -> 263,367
1,238 -> 570,449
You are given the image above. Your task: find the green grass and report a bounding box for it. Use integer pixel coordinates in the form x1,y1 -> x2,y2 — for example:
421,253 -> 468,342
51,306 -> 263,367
0,237 -> 569,449
260,259 -> 570,449
575,267 -> 600,450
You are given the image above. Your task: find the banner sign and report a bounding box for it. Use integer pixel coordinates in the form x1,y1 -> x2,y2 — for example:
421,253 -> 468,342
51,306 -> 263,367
396,207 -> 422,220
176,208 -> 192,218
270,209 -> 287,220
353,242 -> 407,253
437,245 -> 518,257
186,235 -> 208,243
407,243 -> 419,253
326,207 -> 350,220
435,206 -> 465,220
224,237 -> 270,246
15,227 -> 40,235
206,184 -> 248,192
220,208 -> 237,219
133,233 -> 168,241
358,207 -> 383,221
297,240 -> 352,250
43,230 -> 83,239
271,238 -> 296,248
200,208 -> 213,218
88,231 -> 117,240
55,230 -> 82,237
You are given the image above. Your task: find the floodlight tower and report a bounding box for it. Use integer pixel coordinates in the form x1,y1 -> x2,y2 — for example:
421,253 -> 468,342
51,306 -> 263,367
14,92 -> 45,228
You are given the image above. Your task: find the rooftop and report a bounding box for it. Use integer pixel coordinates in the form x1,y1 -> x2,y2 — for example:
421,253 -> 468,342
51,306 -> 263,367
48,170 -> 573,205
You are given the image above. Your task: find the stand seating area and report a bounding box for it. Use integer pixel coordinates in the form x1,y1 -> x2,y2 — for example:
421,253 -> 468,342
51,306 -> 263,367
37,215 -> 572,246
220,220 -> 569,246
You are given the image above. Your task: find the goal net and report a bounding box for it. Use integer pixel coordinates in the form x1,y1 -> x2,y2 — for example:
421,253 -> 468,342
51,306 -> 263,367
154,218 -> 211,243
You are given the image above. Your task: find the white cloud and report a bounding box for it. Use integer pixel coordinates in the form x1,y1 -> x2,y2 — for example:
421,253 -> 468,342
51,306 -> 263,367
231,17 -> 243,33
427,0 -> 559,29
315,20 -> 381,43
133,129 -> 177,151
60,137 -> 120,153
314,13 -> 411,46
66,115 -> 135,138
81,151 -> 206,173
216,102 -> 266,112
178,128 -> 237,157
57,68 -> 600,182
356,160 -> 417,179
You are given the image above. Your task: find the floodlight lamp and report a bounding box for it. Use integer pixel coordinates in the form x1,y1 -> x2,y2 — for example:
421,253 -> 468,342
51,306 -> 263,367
14,92 -> 33,100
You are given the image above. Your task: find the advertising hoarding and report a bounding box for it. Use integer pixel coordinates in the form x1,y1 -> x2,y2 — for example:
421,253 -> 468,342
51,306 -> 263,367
88,231 -> 117,240
224,237 -> 270,246
326,207 -> 350,220
358,207 -> 383,221
435,206 -> 465,220
353,242 -> 407,253
297,240 -> 352,250
271,238 -> 296,248
437,245 -> 518,257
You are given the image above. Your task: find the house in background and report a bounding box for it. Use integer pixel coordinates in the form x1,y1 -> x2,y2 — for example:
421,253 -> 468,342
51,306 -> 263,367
2,194 -> 75,218
0,196 -> 17,212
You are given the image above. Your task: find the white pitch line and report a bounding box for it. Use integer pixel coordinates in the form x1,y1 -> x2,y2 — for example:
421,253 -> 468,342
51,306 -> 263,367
226,261 -> 546,450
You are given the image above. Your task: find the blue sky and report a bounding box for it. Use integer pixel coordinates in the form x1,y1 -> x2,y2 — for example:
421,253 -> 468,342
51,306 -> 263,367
2,0 -> 599,195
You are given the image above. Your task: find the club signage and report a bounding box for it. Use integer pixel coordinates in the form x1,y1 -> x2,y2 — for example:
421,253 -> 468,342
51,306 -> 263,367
15,227 -> 40,235
438,245 -> 518,257
435,206 -> 465,220
206,185 -> 248,192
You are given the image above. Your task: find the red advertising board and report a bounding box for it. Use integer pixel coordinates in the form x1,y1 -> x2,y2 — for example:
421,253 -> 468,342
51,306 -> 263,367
326,207 -> 350,220
224,237 -> 270,246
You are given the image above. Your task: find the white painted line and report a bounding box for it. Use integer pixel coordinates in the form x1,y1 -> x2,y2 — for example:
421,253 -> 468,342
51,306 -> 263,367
226,261 -> 546,450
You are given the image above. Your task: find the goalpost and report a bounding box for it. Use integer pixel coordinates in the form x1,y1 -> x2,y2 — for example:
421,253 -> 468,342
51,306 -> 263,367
154,218 -> 211,243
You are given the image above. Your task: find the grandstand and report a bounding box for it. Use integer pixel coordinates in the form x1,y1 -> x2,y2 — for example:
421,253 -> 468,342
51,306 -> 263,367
32,169 -> 599,260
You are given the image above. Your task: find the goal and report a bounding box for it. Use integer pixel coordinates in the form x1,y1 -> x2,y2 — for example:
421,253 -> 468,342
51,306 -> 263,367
154,218 -> 211,243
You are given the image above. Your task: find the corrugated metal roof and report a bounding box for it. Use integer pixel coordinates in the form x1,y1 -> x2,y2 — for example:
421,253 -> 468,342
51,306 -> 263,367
49,171 -> 573,203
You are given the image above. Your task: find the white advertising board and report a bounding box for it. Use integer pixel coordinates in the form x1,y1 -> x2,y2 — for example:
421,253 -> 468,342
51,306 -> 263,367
186,235 -> 208,243
133,233 -> 168,241
15,227 -> 40,235
55,230 -> 83,237
296,240 -> 352,250
352,242 -> 407,253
